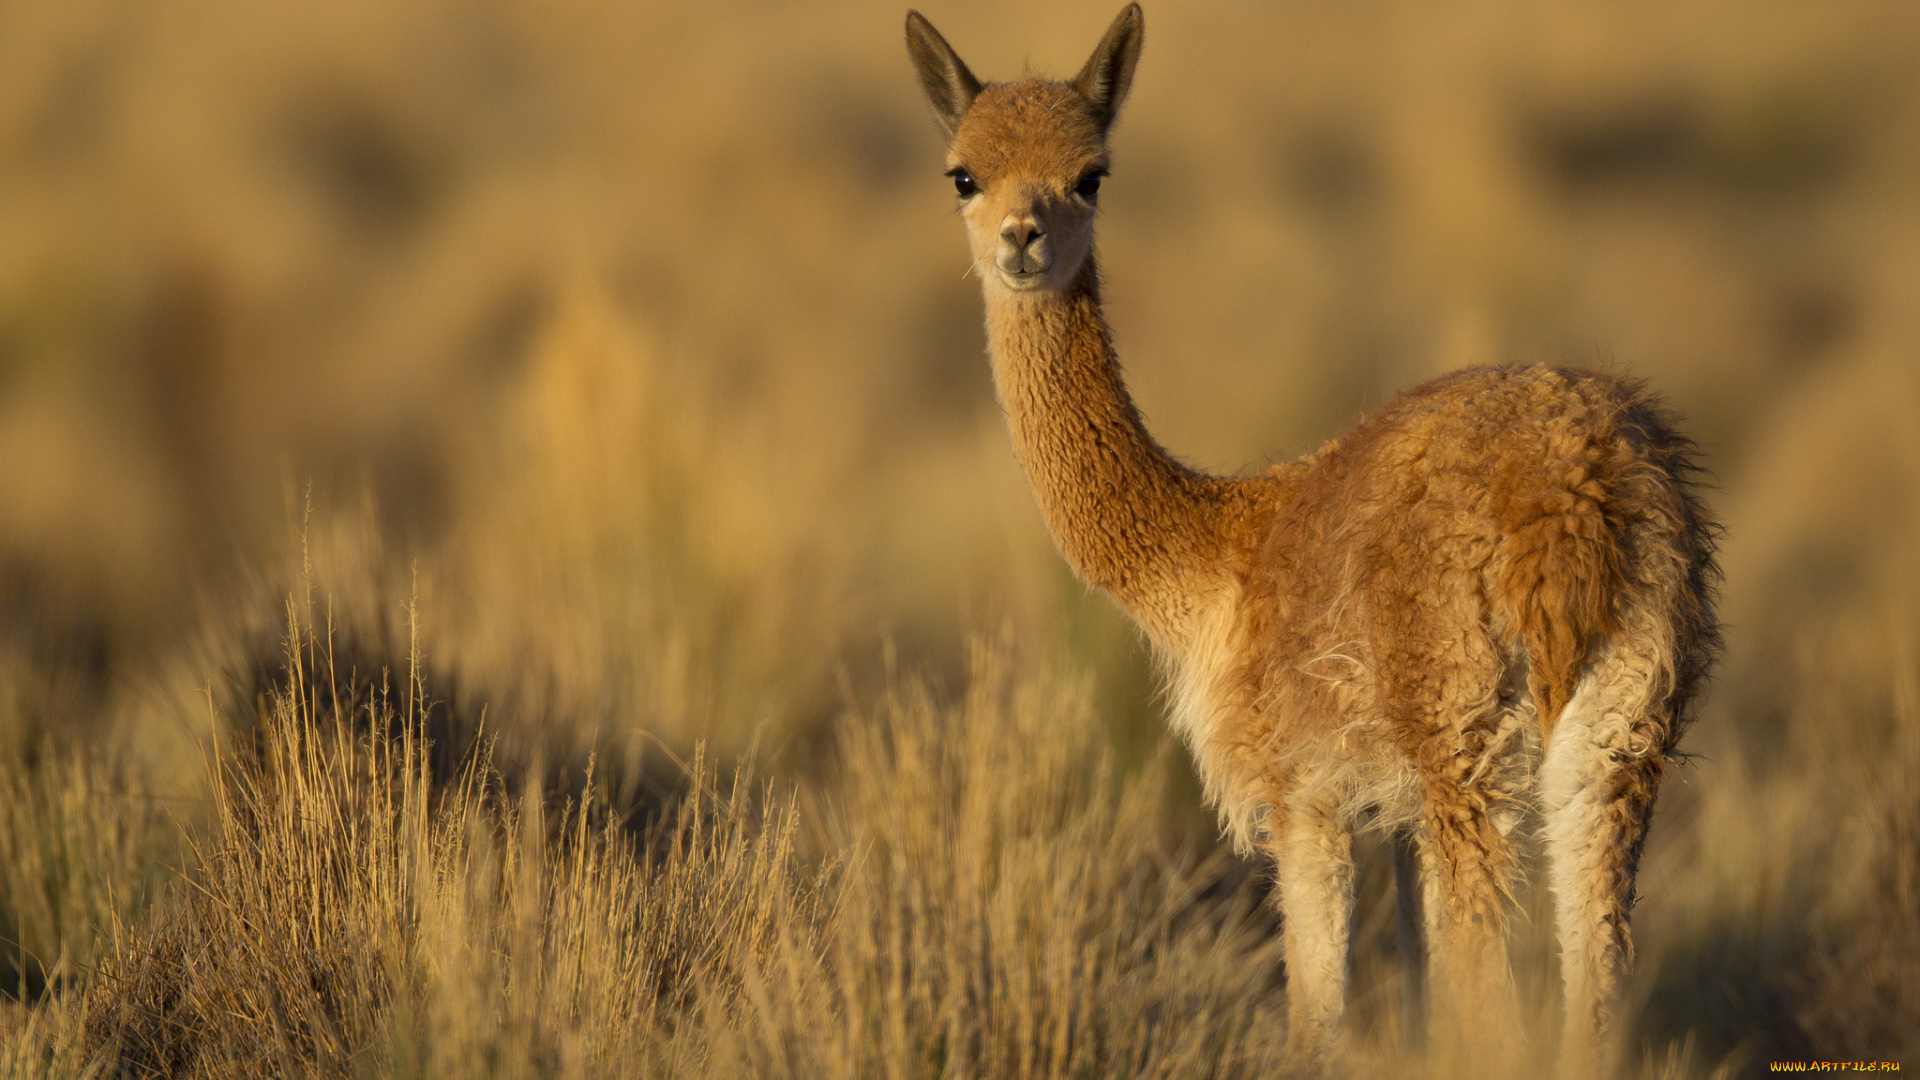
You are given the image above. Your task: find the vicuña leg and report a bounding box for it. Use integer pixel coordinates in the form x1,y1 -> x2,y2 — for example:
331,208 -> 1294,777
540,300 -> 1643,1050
1540,656 -> 1669,1078
1391,827 -> 1431,1048
1272,793 -> 1355,1070
1420,777 -> 1523,1066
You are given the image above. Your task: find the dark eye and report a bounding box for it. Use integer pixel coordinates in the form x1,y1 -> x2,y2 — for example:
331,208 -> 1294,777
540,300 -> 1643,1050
1075,170 -> 1104,201
948,168 -> 977,198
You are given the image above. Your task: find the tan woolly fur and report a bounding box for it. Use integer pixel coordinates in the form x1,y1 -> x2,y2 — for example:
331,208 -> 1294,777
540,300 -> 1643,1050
906,5 -> 1721,1077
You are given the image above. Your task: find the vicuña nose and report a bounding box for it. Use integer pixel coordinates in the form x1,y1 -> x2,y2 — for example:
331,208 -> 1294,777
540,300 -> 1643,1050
1000,217 -> 1043,251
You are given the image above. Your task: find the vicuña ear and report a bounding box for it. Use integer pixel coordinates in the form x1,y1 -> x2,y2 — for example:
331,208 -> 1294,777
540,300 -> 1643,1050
1074,4 -> 1143,132
905,11 -> 982,138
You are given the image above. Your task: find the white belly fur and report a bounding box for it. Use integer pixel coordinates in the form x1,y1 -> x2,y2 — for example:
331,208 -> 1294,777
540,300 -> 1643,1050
1163,586 -> 1268,855
1161,586 -> 1545,855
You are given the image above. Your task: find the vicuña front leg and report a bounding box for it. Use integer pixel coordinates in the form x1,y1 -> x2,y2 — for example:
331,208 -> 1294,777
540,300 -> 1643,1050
1271,796 -> 1355,1071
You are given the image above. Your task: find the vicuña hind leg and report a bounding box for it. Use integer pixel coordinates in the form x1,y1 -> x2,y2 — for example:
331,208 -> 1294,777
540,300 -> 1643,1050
1391,827 -> 1431,1048
1541,659 -> 1670,1078
1271,793 -> 1355,1071
1420,778 -> 1523,1067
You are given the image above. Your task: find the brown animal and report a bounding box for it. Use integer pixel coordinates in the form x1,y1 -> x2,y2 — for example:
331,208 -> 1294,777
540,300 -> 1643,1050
905,5 -> 1720,1075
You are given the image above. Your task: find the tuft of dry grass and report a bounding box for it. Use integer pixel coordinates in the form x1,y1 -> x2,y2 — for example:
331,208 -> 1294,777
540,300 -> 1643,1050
764,643 -> 1289,1079
1794,652 -> 1920,1061
0,753 -> 175,1014
77,598 -> 833,1079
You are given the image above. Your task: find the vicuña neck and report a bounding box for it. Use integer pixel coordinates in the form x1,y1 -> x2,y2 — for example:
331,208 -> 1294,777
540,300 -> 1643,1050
983,256 -> 1237,648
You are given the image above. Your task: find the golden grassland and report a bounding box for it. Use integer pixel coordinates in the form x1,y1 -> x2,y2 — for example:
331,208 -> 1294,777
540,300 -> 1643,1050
1,0 -> 1918,1074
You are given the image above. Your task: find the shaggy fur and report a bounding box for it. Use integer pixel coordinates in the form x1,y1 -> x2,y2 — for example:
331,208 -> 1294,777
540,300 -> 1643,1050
906,6 -> 1721,1074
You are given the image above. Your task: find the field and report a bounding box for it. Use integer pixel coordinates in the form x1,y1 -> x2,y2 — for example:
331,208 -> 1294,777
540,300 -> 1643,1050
1,0 -> 1917,1075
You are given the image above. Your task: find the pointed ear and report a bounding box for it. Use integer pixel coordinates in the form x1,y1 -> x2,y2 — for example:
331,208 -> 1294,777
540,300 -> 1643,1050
905,11 -> 982,138
1074,3 -> 1144,132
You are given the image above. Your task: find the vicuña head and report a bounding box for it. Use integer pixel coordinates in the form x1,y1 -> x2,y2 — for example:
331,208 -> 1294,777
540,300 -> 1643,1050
907,6 -> 1138,294
906,7 -> 1721,1079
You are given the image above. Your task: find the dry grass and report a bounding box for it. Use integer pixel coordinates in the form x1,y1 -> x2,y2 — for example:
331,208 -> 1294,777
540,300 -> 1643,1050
1,0 -> 1918,1075
34,601 -> 1295,1079
78,601 -> 832,1079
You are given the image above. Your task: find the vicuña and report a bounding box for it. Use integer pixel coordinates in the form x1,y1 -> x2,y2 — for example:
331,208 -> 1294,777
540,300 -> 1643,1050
906,4 -> 1720,1074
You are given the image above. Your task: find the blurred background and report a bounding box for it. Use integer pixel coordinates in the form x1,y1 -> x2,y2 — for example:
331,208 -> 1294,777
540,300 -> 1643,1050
2,0 -> 1917,1068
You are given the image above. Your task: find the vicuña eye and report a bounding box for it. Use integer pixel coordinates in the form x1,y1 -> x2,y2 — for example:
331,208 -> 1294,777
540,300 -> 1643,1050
1075,171 -> 1104,200
948,168 -> 978,198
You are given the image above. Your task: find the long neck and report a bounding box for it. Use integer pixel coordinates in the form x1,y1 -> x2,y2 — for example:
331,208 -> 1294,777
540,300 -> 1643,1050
983,256 -> 1238,647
